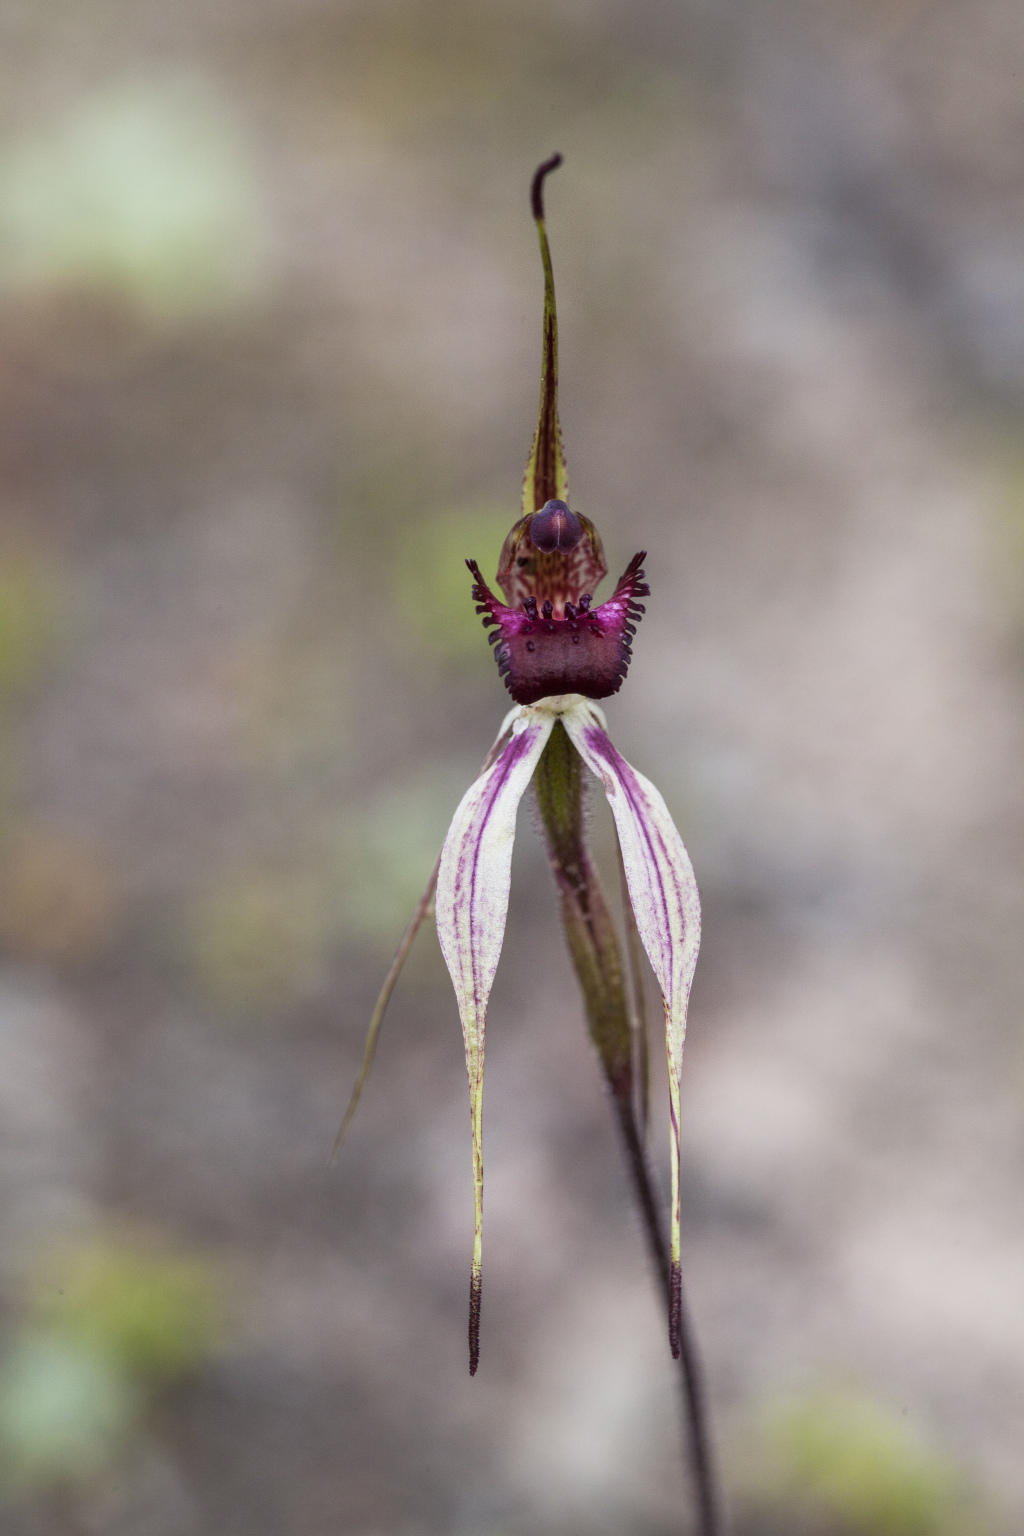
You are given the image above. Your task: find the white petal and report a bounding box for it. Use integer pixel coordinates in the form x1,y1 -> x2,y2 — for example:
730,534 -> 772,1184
561,702 -> 700,1356
435,709 -> 555,1371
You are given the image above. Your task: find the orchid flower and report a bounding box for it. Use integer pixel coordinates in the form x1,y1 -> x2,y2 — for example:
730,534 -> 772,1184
335,155 -> 701,1381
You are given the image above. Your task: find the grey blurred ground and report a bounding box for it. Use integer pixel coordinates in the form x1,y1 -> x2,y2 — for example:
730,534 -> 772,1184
0,0 -> 1022,1532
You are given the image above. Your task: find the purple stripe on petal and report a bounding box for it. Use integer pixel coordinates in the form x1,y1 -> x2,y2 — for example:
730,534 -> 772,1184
435,711 -> 555,1372
579,723 -> 699,1002
561,703 -> 700,1350
441,722 -> 548,1026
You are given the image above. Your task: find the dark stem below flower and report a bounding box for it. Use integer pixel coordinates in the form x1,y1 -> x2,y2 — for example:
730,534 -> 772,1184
533,721 -> 724,1536
612,1089 -> 722,1536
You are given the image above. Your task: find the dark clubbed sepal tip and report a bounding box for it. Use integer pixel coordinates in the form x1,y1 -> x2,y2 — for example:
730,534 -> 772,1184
531,153 -> 563,221
469,1269 -> 482,1376
530,498 -> 582,553
669,1260 -> 682,1361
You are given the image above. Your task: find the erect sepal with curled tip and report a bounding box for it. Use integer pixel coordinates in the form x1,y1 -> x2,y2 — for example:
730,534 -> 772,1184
497,153 -> 609,618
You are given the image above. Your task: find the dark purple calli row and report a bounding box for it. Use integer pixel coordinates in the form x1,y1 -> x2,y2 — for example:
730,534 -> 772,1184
468,529 -> 648,705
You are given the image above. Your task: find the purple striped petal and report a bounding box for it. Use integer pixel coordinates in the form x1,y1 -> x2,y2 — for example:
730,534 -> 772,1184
562,703 -> 700,1359
435,712 -> 555,1373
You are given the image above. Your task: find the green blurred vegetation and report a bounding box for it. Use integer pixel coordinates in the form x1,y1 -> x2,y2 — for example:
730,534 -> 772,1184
0,548 -> 62,709
751,1390 -> 984,1536
268,0 -> 678,161
0,546 -> 63,856
30,1234 -> 224,1381
188,871 -> 330,1016
0,1232 -> 224,1491
186,766 -> 463,1015
392,505 -> 509,661
0,1334 -> 136,1486
996,445 -> 1024,628
0,826 -> 118,964
0,80 -> 269,325
0,550 -> 122,965
337,768 -> 467,941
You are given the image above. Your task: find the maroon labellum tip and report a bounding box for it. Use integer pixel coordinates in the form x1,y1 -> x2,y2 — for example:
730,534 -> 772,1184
530,499 -> 582,553
467,552 -> 649,705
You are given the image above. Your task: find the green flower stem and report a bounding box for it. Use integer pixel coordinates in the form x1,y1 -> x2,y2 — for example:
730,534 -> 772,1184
533,721 -> 723,1536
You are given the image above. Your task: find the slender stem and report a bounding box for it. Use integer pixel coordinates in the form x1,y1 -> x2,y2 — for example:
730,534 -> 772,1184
533,723 -> 723,1536
611,1096 -> 722,1536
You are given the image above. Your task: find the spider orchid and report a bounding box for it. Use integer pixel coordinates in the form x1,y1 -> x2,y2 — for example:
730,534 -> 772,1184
335,156 -> 700,1378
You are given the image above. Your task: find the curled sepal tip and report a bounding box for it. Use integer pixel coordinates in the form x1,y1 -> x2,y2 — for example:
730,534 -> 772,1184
531,153 -> 563,222
435,713 -> 556,1374
561,703 -> 701,1359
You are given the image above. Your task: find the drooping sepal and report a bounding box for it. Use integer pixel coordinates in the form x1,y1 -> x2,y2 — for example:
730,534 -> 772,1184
560,702 -> 700,1360
469,553 -> 648,706
434,711 -> 556,1373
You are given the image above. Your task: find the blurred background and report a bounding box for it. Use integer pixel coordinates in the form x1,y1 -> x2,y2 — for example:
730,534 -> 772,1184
0,0 -> 1021,1532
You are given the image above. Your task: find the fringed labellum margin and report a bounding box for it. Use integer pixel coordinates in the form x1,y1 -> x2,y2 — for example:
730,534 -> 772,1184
469,546 -> 649,706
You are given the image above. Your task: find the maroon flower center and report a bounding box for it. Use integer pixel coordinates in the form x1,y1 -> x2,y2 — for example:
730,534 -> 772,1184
467,552 -> 649,705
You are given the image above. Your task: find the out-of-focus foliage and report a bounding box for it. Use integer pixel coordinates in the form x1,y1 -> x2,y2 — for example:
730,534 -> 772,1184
0,552 -> 84,953
30,1233 -> 224,1381
338,768 -> 470,942
0,1334 -> 135,1487
997,450 -> 1024,627
752,1391 -> 982,1536
0,826 -> 118,964
0,1232 -> 223,1490
186,767 -> 465,1012
393,506 -> 508,662
187,871 -> 330,1015
0,550 -> 62,709
0,81 -> 270,325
